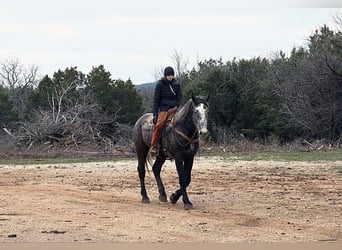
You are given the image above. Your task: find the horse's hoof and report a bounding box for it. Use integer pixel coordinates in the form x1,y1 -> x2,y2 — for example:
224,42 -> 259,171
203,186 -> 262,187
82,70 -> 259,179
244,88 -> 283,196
141,197 -> 150,204
170,193 -> 178,204
159,195 -> 167,202
184,203 -> 193,210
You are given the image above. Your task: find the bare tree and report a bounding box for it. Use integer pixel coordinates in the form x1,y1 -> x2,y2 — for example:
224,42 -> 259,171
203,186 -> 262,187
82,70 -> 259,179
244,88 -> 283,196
47,80 -> 77,123
170,50 -> 189,77
152,51 -> 189,81
273,46 -> 342,141
333,9 -> 342,28
152,66 -> 164,81
0,58 -> 39,89
0,58 -> 40,119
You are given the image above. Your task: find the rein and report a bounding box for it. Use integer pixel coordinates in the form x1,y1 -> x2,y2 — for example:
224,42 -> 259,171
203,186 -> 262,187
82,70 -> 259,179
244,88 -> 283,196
174,128 -> 199,147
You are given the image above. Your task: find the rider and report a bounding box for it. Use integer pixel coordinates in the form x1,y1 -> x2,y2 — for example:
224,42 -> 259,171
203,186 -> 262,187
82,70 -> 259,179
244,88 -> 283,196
150,66 -> 183,155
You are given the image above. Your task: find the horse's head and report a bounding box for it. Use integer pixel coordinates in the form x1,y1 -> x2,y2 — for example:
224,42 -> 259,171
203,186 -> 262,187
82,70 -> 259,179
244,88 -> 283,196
191,94 -> 210,135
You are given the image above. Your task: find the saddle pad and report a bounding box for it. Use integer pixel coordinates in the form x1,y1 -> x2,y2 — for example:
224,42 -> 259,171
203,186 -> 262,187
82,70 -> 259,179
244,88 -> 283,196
141,115 -> 153,147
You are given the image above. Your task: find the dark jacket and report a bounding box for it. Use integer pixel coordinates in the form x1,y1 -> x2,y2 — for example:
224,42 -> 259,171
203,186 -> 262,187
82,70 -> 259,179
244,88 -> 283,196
153,78 -> 183,118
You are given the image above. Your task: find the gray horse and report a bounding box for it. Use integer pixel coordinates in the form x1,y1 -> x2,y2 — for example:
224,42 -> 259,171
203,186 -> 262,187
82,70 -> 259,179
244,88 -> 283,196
133,94 -> 209,209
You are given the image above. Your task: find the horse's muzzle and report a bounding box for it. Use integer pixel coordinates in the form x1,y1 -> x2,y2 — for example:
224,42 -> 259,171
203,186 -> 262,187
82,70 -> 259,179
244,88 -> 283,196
199,128 -> 208,135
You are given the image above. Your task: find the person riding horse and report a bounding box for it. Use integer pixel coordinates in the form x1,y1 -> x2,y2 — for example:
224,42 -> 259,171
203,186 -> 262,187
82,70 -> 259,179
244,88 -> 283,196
150,66 -> 183,155
134,93 -> 209,209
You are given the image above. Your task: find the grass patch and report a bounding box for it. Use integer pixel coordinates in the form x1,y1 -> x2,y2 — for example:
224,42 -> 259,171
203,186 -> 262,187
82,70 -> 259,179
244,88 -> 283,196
1,149 -> 342,165
205,150 -> 342,162
0,155 -> 134,165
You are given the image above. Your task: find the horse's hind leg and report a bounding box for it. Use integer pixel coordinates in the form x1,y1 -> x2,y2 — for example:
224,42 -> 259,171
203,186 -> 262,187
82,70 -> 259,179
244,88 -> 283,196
137,149 -> 150,203
152,157 -> 167,202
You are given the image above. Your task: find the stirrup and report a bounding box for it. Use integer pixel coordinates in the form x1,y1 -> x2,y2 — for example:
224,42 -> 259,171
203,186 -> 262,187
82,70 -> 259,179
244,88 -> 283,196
150,146 -> 159,156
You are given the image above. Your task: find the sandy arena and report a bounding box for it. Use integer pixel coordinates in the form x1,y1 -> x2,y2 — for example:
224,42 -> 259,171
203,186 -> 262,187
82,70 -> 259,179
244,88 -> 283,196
0,156 -> 341,242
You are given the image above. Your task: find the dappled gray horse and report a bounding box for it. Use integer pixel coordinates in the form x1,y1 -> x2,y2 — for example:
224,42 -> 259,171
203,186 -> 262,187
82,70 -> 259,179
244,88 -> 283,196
133,94 -> 209,209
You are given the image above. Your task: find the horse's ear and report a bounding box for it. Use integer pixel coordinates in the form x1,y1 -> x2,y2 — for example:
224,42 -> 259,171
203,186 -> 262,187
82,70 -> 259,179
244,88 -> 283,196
206,94 -> 210,102
191,92 -> 196,103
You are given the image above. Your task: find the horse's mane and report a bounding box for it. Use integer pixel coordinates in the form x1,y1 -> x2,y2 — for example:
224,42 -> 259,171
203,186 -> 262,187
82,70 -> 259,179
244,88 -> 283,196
173,99 -> 193,125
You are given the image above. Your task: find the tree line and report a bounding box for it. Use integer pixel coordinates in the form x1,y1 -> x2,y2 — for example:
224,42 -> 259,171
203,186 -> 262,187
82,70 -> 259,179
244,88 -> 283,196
179,25 -> 342,145
0,25 -> 341,151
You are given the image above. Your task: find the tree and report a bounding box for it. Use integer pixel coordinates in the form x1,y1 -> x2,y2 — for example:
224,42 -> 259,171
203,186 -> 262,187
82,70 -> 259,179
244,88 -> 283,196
0,86 -> 17,126
171,50 -> 189,79
30,75 -> 54,110
235,58 -> 281,141
273,26 -> 342,141
333,9 -> 342,27
86,65 -> 114,112
31,67 -> 86,117
86,65 -> 144,124
183,57 -> 282,143
0,58 -> 39,120
112,79 -> 144,124
183,58 -> 246,142
153,51 -> 189,82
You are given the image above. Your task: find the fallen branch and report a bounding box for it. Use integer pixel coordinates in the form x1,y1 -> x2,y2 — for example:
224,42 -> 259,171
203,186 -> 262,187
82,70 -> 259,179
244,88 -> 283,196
3,128 -> 14,137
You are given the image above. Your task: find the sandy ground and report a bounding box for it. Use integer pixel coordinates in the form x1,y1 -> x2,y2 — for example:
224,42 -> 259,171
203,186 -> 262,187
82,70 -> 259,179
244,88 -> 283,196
0,156 -> 341,243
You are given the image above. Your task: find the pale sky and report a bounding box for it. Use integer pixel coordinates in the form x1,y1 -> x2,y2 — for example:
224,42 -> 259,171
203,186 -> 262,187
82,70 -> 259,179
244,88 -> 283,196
0,0 -> 341,84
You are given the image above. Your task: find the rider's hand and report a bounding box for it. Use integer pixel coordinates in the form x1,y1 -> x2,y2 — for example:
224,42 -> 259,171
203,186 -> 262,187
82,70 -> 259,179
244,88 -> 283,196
153,116 -> 158,125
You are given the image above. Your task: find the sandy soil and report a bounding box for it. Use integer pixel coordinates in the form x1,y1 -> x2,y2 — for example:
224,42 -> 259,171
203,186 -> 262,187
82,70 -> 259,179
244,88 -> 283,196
0,156 -> 341,243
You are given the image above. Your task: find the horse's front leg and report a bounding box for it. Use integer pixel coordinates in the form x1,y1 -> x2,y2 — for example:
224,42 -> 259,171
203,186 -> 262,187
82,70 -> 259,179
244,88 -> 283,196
152,156 -> 167,202
170,188 -> 182,204
172,155 -> 194,209
182,157 -> 194,209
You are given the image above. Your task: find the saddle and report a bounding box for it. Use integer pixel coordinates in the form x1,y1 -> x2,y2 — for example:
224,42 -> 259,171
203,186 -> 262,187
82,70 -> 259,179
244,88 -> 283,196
161,121 -> 175,160
141,113 -> 175,159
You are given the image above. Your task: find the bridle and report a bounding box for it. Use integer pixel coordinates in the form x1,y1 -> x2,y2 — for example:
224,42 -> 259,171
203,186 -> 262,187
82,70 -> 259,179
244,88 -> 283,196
173,101 -> 207,147
174,129 -> 199,147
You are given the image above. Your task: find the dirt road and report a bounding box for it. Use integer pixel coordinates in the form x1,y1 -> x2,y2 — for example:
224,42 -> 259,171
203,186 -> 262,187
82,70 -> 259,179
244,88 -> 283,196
0,156 -> 341,242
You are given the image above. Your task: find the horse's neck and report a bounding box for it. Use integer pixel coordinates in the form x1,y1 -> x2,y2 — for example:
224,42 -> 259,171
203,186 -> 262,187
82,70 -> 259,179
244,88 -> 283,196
174,110 -> 196,134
